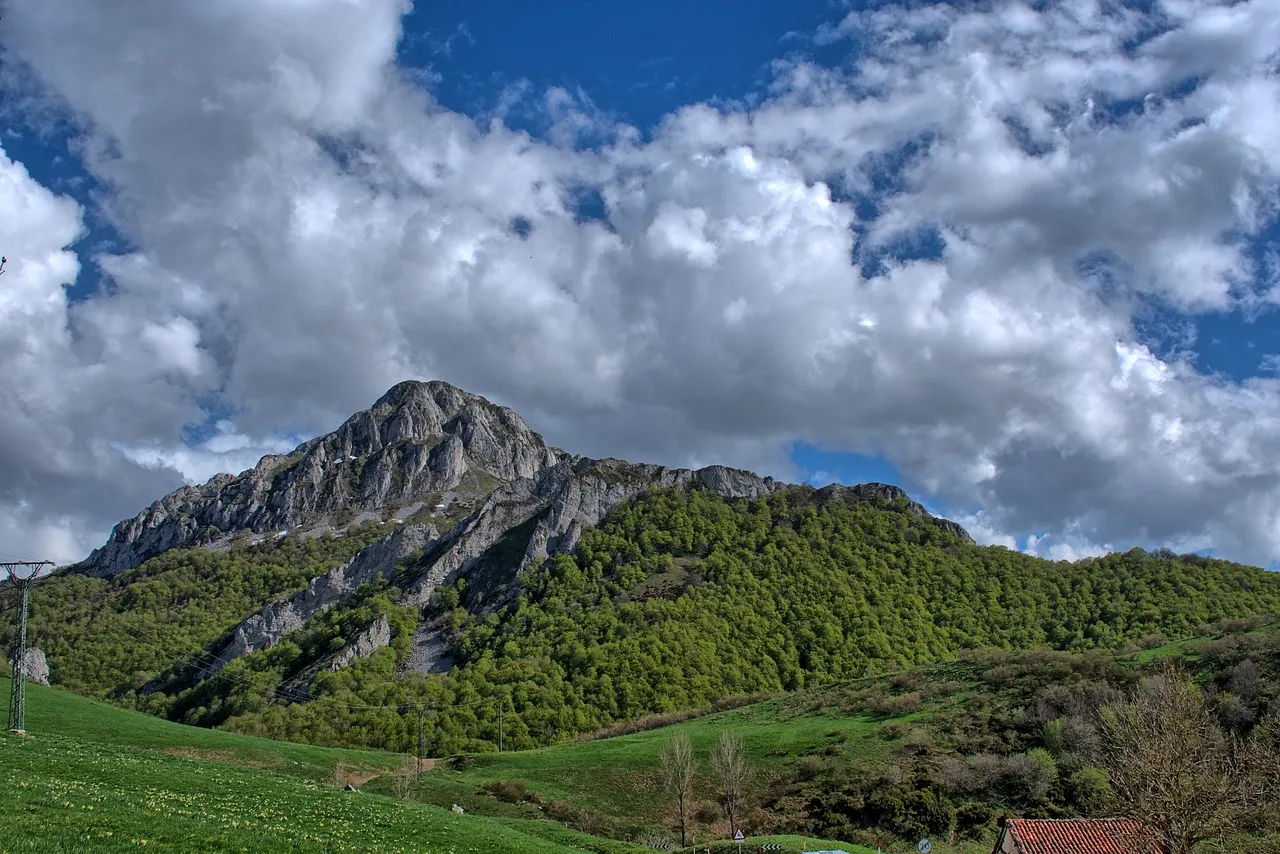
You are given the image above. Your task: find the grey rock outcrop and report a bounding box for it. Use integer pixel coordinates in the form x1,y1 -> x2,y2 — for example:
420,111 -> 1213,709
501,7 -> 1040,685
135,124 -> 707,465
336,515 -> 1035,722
9,648 -> 50,686
328,616 -> 392,671
75,381 -> 567,578
206,522 -> 437,674
397,456 -> 784,609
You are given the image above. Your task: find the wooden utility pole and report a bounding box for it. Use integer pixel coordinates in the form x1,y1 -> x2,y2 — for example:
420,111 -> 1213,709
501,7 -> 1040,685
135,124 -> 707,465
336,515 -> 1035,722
413,703 -> 430,778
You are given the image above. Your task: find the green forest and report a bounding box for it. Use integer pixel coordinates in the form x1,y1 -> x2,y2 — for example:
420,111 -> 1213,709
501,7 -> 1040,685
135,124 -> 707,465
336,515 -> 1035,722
185,487 -> 1280,754
6,485 -> 1280,763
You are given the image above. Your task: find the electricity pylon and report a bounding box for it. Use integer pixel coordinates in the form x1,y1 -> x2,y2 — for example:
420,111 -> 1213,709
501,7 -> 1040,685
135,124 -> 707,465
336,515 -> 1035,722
5,560 -> 52,733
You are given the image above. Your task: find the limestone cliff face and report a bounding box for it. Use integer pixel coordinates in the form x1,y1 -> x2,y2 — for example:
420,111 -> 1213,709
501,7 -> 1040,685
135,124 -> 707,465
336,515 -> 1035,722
74,381 -> 567,578
327,616 -> 392,672
205,522 -> 438,674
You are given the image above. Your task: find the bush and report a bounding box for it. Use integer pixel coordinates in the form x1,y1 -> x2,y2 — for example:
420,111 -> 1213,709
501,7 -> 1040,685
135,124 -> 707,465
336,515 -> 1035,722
1008,749 -> 1058,803
796,756 -> 826,781
1064,766 -> 1110,813
694,802 -> 721,825
878,721 -> 911,740
482,779 -> 531,803
546,799 -> 581,822
1137,632 -> 1166,649
954,801 -> 995,839
869,690 -> 923,717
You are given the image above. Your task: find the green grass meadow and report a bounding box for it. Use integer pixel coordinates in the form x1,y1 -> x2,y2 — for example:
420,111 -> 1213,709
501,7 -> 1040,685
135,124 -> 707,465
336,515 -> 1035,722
0,677 -> 655,853
0,677 -> 877,853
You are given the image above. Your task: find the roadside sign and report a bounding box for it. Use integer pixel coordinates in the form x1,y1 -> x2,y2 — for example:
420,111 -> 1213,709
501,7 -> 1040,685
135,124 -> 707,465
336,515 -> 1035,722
918,839 -> 932,854
735,830 -> 746,843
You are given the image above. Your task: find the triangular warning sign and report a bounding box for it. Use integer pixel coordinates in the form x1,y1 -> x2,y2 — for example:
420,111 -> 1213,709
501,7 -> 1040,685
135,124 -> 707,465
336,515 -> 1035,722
734,829 -> 745,842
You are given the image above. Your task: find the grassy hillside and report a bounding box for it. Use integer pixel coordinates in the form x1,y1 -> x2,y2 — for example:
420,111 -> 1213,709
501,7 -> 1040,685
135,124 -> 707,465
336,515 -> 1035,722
5,620 -> 1278,852
0,676 -> 664,853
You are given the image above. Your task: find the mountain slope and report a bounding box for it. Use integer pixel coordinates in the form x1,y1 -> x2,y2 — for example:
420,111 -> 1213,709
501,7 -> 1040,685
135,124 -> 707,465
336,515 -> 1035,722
192,485 -> 1280,756
206,455 -> 787,676
75,380 -> 567,577
0,677 -> 651,854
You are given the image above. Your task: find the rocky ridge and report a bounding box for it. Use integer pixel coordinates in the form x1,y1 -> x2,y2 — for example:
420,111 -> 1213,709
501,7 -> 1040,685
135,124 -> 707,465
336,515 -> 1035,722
74,381 -> 566,578
8,647 -> 50,686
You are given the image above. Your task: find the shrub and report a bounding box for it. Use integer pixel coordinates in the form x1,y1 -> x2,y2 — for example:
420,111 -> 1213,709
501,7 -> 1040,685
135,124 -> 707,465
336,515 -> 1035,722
1137,633 -> 1166,649
869,690 -> 923,717
878,721 -> 911,740
1064,766 -> 1110,813
1009,749 -> 1058,803
482,779 -> 530,803
796,756 -> 825,781
954,801 -> 995,839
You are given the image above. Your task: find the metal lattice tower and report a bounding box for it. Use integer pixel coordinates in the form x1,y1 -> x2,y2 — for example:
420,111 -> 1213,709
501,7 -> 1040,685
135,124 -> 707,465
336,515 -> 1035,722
6,561 -> 52,734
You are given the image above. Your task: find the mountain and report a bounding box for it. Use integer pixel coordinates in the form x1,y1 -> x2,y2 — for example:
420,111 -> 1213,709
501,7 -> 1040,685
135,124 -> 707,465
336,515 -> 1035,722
18,378 -> 1278,762
74,380 -> 568,577
70,380 -> 976,680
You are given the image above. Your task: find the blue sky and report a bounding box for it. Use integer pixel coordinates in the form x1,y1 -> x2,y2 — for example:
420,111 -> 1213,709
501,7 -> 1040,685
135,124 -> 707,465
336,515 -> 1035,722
398,1 -> 847,138
1,0 -> 1279,567
391,0 -> 1280,527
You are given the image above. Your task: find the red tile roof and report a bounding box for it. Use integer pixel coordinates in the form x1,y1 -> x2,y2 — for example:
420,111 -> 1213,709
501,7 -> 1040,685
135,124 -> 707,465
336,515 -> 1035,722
998,818 -> 1160,854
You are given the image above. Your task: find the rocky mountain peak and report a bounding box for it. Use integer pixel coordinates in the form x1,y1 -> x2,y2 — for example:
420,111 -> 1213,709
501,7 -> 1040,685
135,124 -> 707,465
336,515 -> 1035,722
71,379 -> 974,587
72,380 -> 566,578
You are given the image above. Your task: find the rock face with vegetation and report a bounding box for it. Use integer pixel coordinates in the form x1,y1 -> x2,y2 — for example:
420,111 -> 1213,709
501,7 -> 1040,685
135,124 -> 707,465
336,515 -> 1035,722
72,381 -> 569,578
193,410 -> 796,672
206,520 -> 439,674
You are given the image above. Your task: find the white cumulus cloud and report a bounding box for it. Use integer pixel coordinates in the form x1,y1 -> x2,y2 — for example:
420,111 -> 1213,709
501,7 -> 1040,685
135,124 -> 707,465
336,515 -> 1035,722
0,0 -> 1277,568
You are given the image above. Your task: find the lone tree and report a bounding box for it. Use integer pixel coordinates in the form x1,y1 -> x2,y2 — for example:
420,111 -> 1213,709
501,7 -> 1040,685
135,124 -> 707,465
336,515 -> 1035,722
659,732 -> 696,847
1097,663 -> 1280,854
709,731 -> 750,837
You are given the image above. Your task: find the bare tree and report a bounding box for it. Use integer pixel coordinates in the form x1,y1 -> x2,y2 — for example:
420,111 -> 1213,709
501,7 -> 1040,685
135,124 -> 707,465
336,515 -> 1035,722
391,754 -> 416,800
709,731 -> 750,837
660,732 -> 696,846
1097,663 -> 1280,854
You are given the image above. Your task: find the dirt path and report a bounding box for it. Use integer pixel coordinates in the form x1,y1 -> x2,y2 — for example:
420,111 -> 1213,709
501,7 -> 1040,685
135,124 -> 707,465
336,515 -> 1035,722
347,757 -> 434,787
